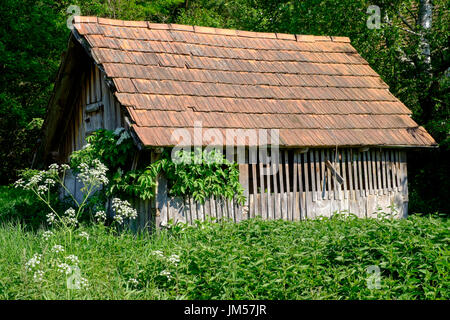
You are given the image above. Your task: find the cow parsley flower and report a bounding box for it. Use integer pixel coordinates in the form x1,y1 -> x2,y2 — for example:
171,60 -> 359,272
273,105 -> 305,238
42,230 -> 54,241
95,210 -> 107,223
78,231 -> 89,240
77,159 -> 109,186
57,263 -> 72,275
61,208 -> 78,227
33,270 -> 45,282
51,245 -> 65,253
46,212 -> 56,225
151,250 -> 164,258
112,198 -> 137,225
25,254 -> 42,272
159,270 -> 172,280
65,255 -> 79,265
168,254 -> 180,265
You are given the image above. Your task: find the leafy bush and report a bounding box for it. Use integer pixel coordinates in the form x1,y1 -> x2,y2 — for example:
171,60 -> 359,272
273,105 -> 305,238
0,215 -> 448,300
0,186 -> 57,229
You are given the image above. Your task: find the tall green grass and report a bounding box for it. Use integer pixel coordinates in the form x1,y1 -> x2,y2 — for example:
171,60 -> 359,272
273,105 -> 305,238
0,214 -> 448,300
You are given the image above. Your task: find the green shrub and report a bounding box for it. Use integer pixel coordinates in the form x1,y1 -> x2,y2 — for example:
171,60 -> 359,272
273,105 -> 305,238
0,186 -> 52,229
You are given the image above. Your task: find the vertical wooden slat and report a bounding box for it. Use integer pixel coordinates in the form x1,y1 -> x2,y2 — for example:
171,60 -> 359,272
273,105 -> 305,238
273,154 -> 279,220
381,150 -> 387,194
391,150 -> 398,192
284,150 -> 290,219
310,151 -> 317,202
376,150 -> 382,194
320,149 -> 326,200
395,150 -> 403,191
239,163 -> 249,219
362,151 -> 369,196
400,151 -> 408,217
342,150 -> 348,199
266,159 -> 272,220
303,151 -> 310,218
356,151 -> 367,197
331,149 -> 339,200
314,150 -> 321,201
292,152 -> 298,221
251,162 -> 258,217
347,149 -> 354,200
259,159 -> 266,219
386,150 -> 392,192
365,151 -> 372,194
326,150 -> 332,200
297,152 -> 304,220
278,152 -> 285,219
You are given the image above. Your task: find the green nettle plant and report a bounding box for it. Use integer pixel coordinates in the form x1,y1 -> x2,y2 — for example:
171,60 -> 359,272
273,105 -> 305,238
156,148 -> 245,205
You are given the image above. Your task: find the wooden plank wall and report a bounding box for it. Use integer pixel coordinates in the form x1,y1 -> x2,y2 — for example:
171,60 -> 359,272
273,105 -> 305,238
155,148 -> 408,228
60,62 -> 154,231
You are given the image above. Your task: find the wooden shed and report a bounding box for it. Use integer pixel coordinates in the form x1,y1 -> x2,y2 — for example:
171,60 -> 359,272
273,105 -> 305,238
41,16 -> 436,229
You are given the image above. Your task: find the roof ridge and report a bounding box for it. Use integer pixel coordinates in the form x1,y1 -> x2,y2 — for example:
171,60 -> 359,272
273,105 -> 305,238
73,16 -> 351,43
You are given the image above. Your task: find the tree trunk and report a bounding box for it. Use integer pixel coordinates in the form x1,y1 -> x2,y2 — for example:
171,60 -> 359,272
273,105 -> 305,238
418,0 -> 432,72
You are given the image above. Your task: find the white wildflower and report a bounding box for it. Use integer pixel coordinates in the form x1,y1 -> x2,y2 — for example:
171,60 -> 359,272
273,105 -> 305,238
51,245 -> 65,253
159,270 -> 172,280
79,277 -> 89,288
48,163 -> 60,171
128,278 -> 139,286
37,184 -> 48,195
65,255 -> 79,265
44,178 -> 56,186
78,231 -> 89,240
151,250 -> 164,258
95,210 -> 107,223
42,230 -> 54,241
25,254 -> 42,272
46,212 -> 56,225
61,164 -> 70,171
168,254 -> 180,265
77,159 -> 109,186
13,178 -> 25,188
61,208 -> 78,227
33,270 -> 44,282
57,263 -> 72,275
112,198 -> 137,225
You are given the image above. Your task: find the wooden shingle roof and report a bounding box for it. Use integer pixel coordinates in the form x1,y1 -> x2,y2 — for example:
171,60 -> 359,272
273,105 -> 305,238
72,16 -> 436,147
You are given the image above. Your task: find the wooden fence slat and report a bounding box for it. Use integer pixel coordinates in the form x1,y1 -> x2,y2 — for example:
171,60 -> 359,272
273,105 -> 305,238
310,151 -> 317,202
303,151 -> 310,218
251,163 -> 257,217
347,149 -> 354,200
267,158 -> 272,220
342,150 -> 348,199
259,160 -> 266,219
381,150 -> 387,194
326,150 -> 332,200
298,152 -> 304,220
376,150 -> 382,195
292,152 -> 298,221
278,152 -> 285,220
395,150 -> 403,192
386,151 -> 392,192
284,150 -> 291,219
273,154 -> 279,220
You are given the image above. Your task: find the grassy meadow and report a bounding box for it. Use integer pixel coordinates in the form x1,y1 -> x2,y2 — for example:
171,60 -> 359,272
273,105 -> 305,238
0,188 -> 448,300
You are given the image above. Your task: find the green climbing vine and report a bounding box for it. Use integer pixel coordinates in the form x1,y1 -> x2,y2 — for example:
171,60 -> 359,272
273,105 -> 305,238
70,129 -> 245,205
